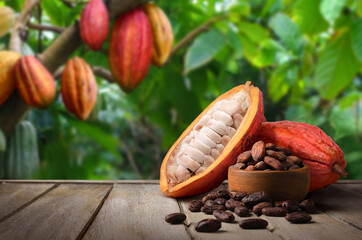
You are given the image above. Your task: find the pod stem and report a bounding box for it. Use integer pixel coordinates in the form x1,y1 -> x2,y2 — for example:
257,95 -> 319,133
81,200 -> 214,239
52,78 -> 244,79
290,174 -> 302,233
332,163 -> 348,178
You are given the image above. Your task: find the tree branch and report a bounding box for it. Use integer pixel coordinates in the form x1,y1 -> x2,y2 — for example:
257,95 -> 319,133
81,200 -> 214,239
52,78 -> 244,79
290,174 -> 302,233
28,22 -> 65,34
92,66 -> 114,83
120,140 -> 143,179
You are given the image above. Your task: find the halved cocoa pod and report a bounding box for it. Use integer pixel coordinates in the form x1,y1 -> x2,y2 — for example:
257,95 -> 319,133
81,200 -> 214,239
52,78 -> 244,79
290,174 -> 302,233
160,82 -> 264,197
257,121 -> 347,192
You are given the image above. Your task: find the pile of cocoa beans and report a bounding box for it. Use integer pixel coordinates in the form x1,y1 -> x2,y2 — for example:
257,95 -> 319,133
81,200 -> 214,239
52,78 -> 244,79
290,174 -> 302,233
231,141 -> 304,171
165,189 -> 317,232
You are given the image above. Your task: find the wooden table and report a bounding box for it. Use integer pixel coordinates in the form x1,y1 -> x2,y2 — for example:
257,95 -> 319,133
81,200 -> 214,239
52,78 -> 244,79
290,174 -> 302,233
0,180 -> 361,240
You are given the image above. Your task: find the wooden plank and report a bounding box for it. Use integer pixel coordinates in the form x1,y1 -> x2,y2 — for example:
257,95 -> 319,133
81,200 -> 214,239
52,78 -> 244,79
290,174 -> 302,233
335,182 -> 362,195
1,180 -> 160,184
311,184 -> 362,230
0,182 -> 55,220
83,184 -> 190,240
0,184 -> 111,240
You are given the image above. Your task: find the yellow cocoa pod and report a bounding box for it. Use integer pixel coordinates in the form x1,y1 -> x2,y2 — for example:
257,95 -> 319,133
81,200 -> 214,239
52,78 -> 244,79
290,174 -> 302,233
0,51 -> 21,105
0,6 -> 16,38
143,3 -> 173,67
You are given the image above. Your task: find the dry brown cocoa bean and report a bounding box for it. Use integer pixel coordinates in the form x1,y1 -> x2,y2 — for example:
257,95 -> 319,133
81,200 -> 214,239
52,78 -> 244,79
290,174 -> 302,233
229,191 -> 248,201
214,198 -> 227,205
165,213 -> 186,224
225,199 -> 245,211
188,200 -> 203,212
252,202 -> 273,216
289,165 -> 301,170
232,162 -> 247,169
264,156 -> 284,170
204,200 -> 215,207
255,161 -> 267,170
239,218 -> 268,229
202,192 -> 218,203
234,206 -> 249,217
286,212 -> 312,223
262,207 -> 287,217
266,150 -> 287,161
287,155 -> 303,165
213,210 -> 235,223
237,151 -> 252,163
274,201 -> 283,207
300,199 -> 317,213
245,165 -> 256,171
217,189 -> 230,199
280,200 -> 299,213
276,146 -> 293,155
265,143 -> 278,150
280,159 -> 294,169
195,219 -> 221,232
251,141 -> 266,161
242,191 -> 269,206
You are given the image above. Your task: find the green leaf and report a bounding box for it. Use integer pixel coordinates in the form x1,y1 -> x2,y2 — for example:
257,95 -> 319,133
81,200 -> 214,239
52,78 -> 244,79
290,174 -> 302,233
351,18 -> 362,63
339,91 -> 362,109
268,63 -> 298,102
226,29 -> 243,58
320,0 -> 347,24
0,129 -> 5,152
253,39 -> 284,68
314,32 -> 360,100
358,0 -> 362,17
292,0 -> 329,35
239,22 -> 269,43
184,29 -> 227,74
228,2 -> 250,16
269,13 -> 303,53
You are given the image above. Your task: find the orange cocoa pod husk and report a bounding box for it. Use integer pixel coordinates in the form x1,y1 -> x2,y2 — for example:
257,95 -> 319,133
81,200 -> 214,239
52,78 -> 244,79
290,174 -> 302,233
61,57 -> 97,120
14,56 -> 56,109
0,51 -> 21,105
142,3 -> 173,67
257,121 -> 347,192
108,6 -> 152,93
80,0 -> 109,51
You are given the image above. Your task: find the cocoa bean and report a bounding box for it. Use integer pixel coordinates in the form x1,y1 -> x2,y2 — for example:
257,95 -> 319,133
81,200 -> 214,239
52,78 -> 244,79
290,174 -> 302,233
251,141 -> 266,161
280,159 -> 294,169
202,192 -> 218,203
287,155 -> 303,165
255,161 -> 267,170
239,218 -> 268,229
264,156 -> 284,170
213,210 -> 235,223
265,143 -> 278,150
229,191 -> 248,201
217,189 -> 230,199
242,191 -> 269,206
226,199 -> 245,211
195,219 -> 221,232
237,151 -> 252,163
234,206 -> 249,217
266,150 -> 287,161
204,200 -> 215,207
232,162 -> 246,169
262,207 -> 287,217
165,213 -> 186,224
245,165 -> 256,171
286,212 -> 312,223
276,146 -> 293,155
188,200 -> 203,212
300,199 -> 317,213
252,202 -> 273,216
280,200 -> 299,213
289,165 -> 301,170
214,198 -> 227,205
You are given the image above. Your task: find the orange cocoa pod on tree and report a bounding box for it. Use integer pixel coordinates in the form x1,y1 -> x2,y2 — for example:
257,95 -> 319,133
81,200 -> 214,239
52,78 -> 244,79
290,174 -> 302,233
257,121 -> 347,192
109,6 -> 152,93
14,56 -> 56,109
0,51 -> 21,105
61,57 -> 97,120
80,0 -> 109,51
142,3 -> 173,67
160,82 -> 264,198
0,6 -> 16,38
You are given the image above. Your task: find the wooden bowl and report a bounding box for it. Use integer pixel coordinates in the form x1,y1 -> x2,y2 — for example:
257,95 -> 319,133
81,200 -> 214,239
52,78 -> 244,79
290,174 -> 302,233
228,165 -> 310,201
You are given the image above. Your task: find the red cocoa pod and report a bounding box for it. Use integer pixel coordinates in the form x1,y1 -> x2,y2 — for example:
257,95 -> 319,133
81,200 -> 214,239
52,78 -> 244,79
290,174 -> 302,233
14,56 -> 56,109
257,121 -> 347,192
0,51 -> 21,105
61,57 -> 98,120
80,0 -> 109,51
109,7 -> 152,93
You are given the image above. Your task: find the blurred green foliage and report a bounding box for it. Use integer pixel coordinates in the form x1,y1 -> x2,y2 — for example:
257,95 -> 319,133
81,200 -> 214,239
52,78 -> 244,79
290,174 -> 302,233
1,0 -> 361,180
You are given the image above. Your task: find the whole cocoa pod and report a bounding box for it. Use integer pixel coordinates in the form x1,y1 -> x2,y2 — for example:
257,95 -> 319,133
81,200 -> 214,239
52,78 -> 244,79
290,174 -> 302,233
142,3 -> 173,67
61,57 -> 97,120
0,51 -> 21,105
109,7 -> 152,93
257,121 -> 347,192
0,6 -> 16,37
80,0 -> 109,51
14,56 -> 56,109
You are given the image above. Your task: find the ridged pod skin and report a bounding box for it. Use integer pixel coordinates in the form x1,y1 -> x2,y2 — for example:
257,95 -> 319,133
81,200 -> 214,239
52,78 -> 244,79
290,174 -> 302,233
14,56 -> 56,109
257,121 -> 347,192
109,7 -> 152,93
0,51 -> 21,105
0,6 -> 16,37
80,0 -> 109,51
61,57 -> 97,120
142,3 -> 173,67
160,82 -> 264,198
